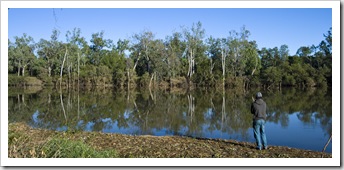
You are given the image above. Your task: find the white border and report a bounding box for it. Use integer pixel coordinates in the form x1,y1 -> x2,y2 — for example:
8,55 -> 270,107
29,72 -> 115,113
1,0 -> 340,167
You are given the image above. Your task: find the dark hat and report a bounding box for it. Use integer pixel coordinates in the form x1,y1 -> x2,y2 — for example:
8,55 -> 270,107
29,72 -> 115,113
256,92 -> 262,98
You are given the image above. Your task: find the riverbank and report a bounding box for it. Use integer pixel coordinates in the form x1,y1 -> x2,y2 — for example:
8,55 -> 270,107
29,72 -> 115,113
8,122 -> 331,158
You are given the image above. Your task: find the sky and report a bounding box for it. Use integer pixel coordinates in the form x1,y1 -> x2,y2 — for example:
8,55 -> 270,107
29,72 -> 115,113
9,8 -> 332,56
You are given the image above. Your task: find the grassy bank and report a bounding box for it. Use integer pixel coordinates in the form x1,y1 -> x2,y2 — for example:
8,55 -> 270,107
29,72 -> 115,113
8,122 -> 331,158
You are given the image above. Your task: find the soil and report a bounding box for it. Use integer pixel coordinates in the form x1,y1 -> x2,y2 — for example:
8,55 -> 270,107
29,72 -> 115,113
8,122 -> 332,158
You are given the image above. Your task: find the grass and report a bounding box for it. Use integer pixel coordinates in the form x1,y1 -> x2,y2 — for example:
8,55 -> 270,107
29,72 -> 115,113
8,123 -> 118,158
40,138 -> 118,158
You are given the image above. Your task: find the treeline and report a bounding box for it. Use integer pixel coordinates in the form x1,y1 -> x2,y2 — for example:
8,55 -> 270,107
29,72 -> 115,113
8,22 -> 332,89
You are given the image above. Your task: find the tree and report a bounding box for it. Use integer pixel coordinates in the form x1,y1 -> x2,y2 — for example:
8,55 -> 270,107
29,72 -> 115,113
182,21 -> 205,84
228,26 -> 251,78
279,45 -> 289,63
220,38 -> 229,87
165,32 -> 184,82
148,39 -> 169,87
262,66 -> 282,89
101,50 -> 126,87
37,29 -> 62,78
66,28 -> 88,86
9,34 -> 36,76
130,30 -> 155,76
89,31 -> 113,66
259,47 -> 273,69
206,36 -> 221,76
116,39 -> 130,56
296,46 -> 313,65
8,39 -> 15,74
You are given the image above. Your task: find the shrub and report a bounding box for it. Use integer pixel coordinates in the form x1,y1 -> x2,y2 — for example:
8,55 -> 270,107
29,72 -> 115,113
24,77 -> 43,86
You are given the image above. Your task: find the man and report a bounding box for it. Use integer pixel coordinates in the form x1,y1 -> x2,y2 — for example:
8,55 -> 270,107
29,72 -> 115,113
251,92 -> 268,150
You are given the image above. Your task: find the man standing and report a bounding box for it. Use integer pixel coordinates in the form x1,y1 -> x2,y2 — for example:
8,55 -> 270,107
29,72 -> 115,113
251,92 -> 268,150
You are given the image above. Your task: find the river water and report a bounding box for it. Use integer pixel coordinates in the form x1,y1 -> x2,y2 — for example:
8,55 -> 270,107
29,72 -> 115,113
8,87 -> 332,153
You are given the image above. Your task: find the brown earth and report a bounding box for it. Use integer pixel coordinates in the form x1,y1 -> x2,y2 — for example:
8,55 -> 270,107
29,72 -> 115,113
8,122 -> 332,158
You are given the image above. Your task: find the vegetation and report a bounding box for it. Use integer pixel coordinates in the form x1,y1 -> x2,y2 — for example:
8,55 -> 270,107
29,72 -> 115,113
8,23 -> 332,89
9,122 -> 331,158
9,123 -> 118,158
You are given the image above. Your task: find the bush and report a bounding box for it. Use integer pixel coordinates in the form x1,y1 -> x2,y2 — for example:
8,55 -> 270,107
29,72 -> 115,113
24,77 -> 43,86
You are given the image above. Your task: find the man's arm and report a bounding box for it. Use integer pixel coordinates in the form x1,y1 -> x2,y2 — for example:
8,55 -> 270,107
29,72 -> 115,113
251,103 -> 254,114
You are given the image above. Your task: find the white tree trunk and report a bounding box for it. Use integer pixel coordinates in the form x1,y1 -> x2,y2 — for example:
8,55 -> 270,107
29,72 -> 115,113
60,47 -> 68,88
221,50 -> 226,87
78,52 -> 80,87
22,65 -> 26,77
251,53 -> 258,76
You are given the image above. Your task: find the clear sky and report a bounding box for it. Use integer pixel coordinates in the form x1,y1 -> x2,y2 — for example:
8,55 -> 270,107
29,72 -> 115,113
9,8 -> 331,55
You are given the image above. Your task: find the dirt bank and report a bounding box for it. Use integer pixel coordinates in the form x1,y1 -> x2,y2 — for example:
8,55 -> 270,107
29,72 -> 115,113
8,122 -> 331,158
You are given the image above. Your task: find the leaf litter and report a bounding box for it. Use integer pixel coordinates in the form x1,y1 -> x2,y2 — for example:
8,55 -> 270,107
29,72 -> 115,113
8,122 -> 332,158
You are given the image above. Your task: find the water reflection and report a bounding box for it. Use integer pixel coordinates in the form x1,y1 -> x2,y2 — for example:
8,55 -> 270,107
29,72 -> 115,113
8,87 -> 332,152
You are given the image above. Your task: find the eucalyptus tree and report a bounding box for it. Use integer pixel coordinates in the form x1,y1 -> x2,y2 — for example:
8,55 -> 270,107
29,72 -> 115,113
206,36 -> 221,77
182,21 -> 205,84
242,41 -> 259,76
219,38 -> 230,87
89,31 -> 113,66
227,29 -> 242,78
227,26 -> 256,80
296,46 -> 313,65
101,50 -> 126,87
37,29 -> 62,78
165,32 -> 184,83
206,36 -> 229,87
113,39 -> 132,88
130,30 -> 155,76
260,46 -> 291,88
66,28 -> 88,86
259,47 -> 272,69
320,27 -> 332,57
8,39 -> 15,74
9,33 -> 36,76
148,39 -> 169,87
279,44 -> 289,62
316,27 -> 332,85
116,39 -> 130,56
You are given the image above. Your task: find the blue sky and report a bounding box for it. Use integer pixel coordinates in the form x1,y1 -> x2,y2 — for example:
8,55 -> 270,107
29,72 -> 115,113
9,8 -> 331,55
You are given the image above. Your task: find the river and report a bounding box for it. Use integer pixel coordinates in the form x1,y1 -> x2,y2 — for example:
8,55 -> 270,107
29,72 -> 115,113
8,86 -> 332,153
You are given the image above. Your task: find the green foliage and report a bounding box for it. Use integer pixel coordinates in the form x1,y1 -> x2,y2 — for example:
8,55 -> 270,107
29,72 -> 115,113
80,65 -> 97,85
113,69 -> 126,87
8,75 -> 42,86
8,74 -> 25,86
139,72 -> 150,87
8,34 -> 36,76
